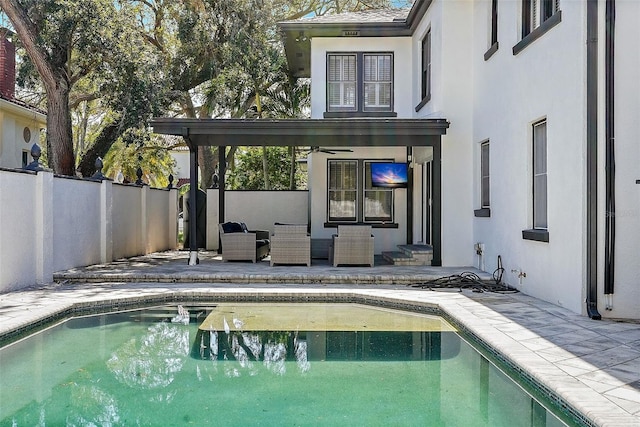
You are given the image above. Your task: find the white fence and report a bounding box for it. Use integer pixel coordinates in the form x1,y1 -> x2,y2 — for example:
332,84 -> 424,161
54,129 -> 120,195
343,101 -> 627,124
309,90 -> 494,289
0,169 -> 178,292
206,190 -> 309,250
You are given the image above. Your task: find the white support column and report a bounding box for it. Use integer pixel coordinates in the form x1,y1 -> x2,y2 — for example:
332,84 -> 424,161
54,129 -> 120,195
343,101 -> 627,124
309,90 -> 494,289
100,179 -> 113,263
141,185 -> 149,254
35,171 -> 53,284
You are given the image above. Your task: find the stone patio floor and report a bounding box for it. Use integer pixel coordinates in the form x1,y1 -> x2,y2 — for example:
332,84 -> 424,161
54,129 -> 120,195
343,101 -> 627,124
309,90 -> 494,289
1,251 -> 639,426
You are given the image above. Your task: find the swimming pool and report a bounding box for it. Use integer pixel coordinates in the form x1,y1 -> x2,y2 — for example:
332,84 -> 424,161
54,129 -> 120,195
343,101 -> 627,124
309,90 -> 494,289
0,303 -> 579,426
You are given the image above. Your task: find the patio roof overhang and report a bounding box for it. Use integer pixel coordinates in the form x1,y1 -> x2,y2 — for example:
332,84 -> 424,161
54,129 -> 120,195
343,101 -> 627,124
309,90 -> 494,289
150,117 -> 448,267
150,118 -> 449,148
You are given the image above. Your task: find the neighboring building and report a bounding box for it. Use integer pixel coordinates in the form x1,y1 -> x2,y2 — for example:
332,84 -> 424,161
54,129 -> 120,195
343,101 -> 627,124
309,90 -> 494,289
153,0 -> 638,320
0,31 -> 46,169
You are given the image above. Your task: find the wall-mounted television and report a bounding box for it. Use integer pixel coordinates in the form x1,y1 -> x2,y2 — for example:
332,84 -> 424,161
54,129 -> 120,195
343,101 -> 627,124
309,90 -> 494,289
370,162 -> 408,188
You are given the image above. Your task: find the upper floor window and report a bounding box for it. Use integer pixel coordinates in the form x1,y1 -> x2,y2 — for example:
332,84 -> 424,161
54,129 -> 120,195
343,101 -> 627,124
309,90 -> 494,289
522,0 -> 560,38
484,0 -> 499,60
421,30 -> 431,102
327,53 -> 393,115
514,0 -> 561,55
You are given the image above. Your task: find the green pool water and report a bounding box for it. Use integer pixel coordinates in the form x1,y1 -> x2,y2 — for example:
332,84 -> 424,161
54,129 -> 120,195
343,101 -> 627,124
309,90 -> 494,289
0,304 -> 577,426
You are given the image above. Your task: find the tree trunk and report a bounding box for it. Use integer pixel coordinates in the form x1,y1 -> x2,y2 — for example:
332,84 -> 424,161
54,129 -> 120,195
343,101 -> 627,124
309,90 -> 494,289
289,146 -> 296,190
0,0 -> 76,176
198,146 -> 217,189
77,122 -> 121,177
46,84 -> 75,175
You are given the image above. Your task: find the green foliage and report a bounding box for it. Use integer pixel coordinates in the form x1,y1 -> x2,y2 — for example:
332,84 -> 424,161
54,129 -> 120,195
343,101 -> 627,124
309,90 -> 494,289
227,146 -> 306,190
102,129 -> 176,188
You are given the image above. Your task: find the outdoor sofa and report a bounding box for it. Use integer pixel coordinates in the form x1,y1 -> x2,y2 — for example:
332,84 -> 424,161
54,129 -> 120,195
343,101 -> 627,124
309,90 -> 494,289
218,221 -> 270,262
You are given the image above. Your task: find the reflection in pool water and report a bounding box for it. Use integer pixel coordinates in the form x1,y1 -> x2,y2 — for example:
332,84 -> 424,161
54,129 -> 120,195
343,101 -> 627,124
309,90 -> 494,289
0,304 -> 576,426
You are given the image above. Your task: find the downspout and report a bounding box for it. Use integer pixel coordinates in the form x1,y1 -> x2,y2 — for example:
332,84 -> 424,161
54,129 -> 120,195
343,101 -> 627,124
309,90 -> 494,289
586,0 -> 601,319
604,0 -> 616,310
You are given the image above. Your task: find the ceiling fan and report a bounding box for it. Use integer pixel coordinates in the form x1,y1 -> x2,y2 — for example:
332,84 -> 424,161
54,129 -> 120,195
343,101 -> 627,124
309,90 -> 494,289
305,146 -> 353,155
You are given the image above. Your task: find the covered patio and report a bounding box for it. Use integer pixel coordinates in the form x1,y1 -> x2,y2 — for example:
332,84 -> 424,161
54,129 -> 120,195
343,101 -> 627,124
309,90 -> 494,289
150,118 -> 449,266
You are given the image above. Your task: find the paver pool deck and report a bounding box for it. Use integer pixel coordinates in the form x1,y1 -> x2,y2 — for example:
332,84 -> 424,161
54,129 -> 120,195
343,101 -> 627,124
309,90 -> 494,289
1,251 -> 638,426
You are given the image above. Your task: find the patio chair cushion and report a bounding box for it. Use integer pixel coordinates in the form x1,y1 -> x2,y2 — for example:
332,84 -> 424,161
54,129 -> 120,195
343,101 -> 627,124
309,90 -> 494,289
221,221 -> 245,233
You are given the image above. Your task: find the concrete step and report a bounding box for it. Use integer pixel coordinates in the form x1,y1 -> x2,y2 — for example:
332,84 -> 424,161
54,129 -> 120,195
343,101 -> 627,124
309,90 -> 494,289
397,244 -> 433,264
382,251 -> 426,266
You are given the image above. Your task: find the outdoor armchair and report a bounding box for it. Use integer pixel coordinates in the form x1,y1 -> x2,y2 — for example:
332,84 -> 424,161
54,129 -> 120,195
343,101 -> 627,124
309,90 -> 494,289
270,224 -> 311,266
332,225 -> 374,267
219,222 -> 270,262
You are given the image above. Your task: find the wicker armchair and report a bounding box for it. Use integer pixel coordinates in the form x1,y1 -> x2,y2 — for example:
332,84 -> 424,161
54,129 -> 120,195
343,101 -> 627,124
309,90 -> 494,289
219,222 -> 270,262
270,224 -> 311,266
332,225 -> 374,267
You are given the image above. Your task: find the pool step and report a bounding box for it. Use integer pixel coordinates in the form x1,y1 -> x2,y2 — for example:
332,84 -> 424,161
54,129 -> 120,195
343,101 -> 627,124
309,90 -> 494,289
382,244 -> 433,266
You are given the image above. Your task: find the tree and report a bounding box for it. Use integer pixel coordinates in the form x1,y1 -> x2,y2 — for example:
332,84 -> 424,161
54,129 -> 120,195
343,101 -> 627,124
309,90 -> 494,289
0,0 -> 171,176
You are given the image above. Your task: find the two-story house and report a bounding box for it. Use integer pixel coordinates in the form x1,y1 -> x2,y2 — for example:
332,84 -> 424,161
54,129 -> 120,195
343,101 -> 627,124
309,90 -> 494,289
152,0 -> 639,320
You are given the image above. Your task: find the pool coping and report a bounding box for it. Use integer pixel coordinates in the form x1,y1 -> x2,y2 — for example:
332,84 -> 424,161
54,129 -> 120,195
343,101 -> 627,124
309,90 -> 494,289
1,284 -> 639,426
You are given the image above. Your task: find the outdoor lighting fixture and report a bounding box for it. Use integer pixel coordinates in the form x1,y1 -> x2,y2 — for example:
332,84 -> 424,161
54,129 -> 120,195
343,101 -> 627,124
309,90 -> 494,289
295,31 -> 308,42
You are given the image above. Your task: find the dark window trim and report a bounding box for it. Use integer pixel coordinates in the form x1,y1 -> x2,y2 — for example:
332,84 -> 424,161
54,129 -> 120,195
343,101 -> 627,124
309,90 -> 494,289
326,51 -> 394,114
484,42 -> 499,61
324,111 -> 397,118
522,228 -> 549,242
474,208 -> 491,218
415,94 -> 431,113
324,222 -> 398,229
513,11 -> 562,55
421,29 -> 431,105
480,140 -> 490,209
490,0 -> 498,44
326,158 -> 395,225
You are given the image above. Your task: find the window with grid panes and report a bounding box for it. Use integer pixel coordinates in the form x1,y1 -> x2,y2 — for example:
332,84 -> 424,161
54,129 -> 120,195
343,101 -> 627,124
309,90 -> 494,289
533,121 -> 547,229
481,142 -> 490,208
522,0 -> 560,38
328,160 -> 358,221
328,160 -> 394,223
327,53 -> 393,113
327,55 -> 356,111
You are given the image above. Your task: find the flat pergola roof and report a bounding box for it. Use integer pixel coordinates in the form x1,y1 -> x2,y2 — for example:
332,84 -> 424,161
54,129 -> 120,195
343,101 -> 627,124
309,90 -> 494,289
150,118 -> 449,148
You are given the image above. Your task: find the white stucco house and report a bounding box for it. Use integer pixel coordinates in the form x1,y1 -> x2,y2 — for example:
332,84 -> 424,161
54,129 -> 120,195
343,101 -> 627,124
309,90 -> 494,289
0,31 -> 46,170
152,0 -> 638,320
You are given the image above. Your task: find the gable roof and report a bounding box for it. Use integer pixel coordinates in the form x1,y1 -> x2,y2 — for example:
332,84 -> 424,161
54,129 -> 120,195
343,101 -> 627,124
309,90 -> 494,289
278,1 -> 432,77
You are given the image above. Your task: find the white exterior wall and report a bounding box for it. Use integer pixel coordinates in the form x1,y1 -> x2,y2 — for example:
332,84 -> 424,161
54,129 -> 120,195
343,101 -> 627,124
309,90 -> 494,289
471,1 -> 587,314
307,148 -> 408,254
412,0 -> 475,266
206,190 -> 309,250
52,178 -> 102,271
310,37 -> 414,119
606,1 -> 640,319
0,100 -> 46,169
308,36 -> 426,255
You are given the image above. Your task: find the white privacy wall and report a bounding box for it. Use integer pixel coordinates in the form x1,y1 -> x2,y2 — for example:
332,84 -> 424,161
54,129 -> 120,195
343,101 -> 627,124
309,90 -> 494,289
52,178 -> 102,271
206,190 -> 309,250
470,0 -> 587,314
0,171 -> 40,291
0,169 -> 178,292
